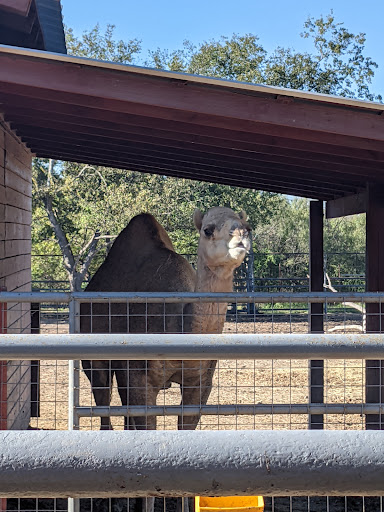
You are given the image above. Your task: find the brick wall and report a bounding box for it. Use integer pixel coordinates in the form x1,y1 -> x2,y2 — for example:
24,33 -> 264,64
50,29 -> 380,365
0,113 -> 32,430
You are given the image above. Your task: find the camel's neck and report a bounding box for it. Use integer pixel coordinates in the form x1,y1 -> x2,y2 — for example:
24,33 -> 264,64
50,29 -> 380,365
194,258 -> 234,293
189,257 -> 235,334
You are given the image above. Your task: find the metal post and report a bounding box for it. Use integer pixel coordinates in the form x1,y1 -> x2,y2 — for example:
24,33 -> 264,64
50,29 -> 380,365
309,200 -> 324,429
246,240 -> 255,315
68,298 -> 80,512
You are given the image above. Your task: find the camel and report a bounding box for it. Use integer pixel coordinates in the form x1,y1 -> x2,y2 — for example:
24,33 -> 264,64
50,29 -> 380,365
80,206 -> 251,432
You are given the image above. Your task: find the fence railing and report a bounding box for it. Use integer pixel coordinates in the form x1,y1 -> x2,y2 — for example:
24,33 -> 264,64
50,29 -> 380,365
1,290 -> 384,505
1,430 -> 384,497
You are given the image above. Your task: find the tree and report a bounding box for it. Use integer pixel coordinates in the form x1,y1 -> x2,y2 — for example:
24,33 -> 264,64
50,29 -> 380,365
148,12 -> 381,101
65,23 -> 141,64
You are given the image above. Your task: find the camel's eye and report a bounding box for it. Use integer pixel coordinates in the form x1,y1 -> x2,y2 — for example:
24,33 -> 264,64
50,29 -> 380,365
204,226 -> 214,237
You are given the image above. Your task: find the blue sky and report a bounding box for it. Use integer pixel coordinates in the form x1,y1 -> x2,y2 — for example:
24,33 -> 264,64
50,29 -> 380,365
61,0 -> 383,97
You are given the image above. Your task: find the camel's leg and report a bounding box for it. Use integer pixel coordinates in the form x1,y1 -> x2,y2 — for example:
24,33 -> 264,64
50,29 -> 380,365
114,362 -> 158,431
178,360 -> 217,430
117,366 -> 158,512
113,361 -> 130,430
82,360 -> 113,430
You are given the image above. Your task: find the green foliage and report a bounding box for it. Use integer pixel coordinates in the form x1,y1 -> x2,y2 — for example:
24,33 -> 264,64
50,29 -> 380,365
147,12 -> 381,101
65,24 -> 141,63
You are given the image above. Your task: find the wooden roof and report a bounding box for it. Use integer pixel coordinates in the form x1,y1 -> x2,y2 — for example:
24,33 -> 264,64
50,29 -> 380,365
0,45 -> 383,200
0,0 -> 66,53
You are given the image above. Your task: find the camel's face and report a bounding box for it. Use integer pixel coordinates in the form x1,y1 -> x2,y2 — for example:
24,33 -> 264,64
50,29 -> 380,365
194,207 -> 251,268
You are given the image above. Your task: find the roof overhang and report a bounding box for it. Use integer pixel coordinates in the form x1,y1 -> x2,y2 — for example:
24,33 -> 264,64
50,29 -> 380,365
0,45 -> 383,200
0,0 -> 66,53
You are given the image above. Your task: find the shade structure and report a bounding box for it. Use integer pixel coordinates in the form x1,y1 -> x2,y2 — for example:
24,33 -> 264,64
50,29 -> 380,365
0,1 -> 66,53
0,44 -> 383,200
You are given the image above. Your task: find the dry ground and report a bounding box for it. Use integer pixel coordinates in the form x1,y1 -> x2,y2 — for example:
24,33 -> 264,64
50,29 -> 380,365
29,315 -> 366,432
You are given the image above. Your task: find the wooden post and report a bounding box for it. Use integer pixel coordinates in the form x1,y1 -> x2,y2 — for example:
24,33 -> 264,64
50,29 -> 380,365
309,201 -> 324,430
365,184 -> 384,430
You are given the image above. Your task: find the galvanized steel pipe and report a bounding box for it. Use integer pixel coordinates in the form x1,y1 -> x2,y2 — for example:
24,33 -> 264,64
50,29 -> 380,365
0,333 -> 384,360
76,403 -> 382,417
1,430 -> 384,497
0,291 -> 383,303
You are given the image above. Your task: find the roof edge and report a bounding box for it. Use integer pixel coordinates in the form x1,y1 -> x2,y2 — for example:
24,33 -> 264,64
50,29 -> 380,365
0,43 -> 382,112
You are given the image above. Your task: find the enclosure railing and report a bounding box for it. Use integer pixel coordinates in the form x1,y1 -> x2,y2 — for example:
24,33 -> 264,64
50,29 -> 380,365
1,290 -> 384,506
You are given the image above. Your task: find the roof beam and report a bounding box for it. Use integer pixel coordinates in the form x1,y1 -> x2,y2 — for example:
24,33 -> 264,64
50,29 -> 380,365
0,51 -> 383,149
14,121 -> 384,178
19,128 -> 370,187
27,135 -> 362,192
3,92 -> 384,163
36,150 -> 333,200
31,140 -> 354,197
326,192 -> 367,219
0,0 -> 32,16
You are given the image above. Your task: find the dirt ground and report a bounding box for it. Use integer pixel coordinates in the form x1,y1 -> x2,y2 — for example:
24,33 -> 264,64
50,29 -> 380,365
30,314 -> 366,432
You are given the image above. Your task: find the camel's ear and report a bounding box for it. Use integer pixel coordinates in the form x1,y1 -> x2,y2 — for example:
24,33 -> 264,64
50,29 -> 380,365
239,210 -> 248,222
193,209 -> 204,231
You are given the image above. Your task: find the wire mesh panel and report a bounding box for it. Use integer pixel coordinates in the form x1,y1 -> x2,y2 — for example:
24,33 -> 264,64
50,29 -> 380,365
1,292 -> 384,512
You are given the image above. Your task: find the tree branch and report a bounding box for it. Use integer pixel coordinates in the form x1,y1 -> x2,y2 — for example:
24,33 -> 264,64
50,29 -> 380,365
77,231 -> 100,284
324,272 -> 366,332
44,193 -> 75,273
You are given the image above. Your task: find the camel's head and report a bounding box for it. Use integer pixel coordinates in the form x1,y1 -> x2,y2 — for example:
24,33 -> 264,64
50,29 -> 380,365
193,207 -> 252,269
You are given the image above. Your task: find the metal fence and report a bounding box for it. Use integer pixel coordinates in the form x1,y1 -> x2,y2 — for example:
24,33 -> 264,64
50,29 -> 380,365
31,251 -> 367,295
1,291 -> 384,512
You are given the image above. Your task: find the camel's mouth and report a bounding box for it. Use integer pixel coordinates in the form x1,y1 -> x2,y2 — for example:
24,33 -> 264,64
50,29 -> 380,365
229,243 -> 250,257
235,241 -> 250,251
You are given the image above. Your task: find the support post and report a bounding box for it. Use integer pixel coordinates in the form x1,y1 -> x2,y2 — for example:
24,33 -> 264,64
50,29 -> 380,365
246,240 -> 255,315
366,184 -> 384,429
68,299 -> 80,512
0,287 -> 8,430
30,303 -> 40,417
309,201 -> 324,430
0,287 -> 7,512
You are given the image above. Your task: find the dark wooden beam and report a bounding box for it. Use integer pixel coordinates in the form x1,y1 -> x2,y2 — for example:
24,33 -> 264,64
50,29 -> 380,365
309,200 -> 324,430
366,183 -> 384,430
2,91 -> 384,164
326,192 -> 367,219
0,51 -> 383,149
27,139 -> 356,196
21,132 -> 363,193
36,150 -> 332,199
0,0 -> 32,16
0,6 -> 36,33
17,125 -> 378,184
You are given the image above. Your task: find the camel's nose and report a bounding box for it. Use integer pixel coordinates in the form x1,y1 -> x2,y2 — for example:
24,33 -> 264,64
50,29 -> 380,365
237,240 -> 249,251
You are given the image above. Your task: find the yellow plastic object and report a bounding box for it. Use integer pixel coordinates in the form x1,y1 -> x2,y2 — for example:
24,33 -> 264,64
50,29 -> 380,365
195,496 -> 264,512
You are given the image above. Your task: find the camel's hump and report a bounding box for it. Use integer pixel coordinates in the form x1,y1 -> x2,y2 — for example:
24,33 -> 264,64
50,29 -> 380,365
86,213 -> 196,292
113,213 -> 175,253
